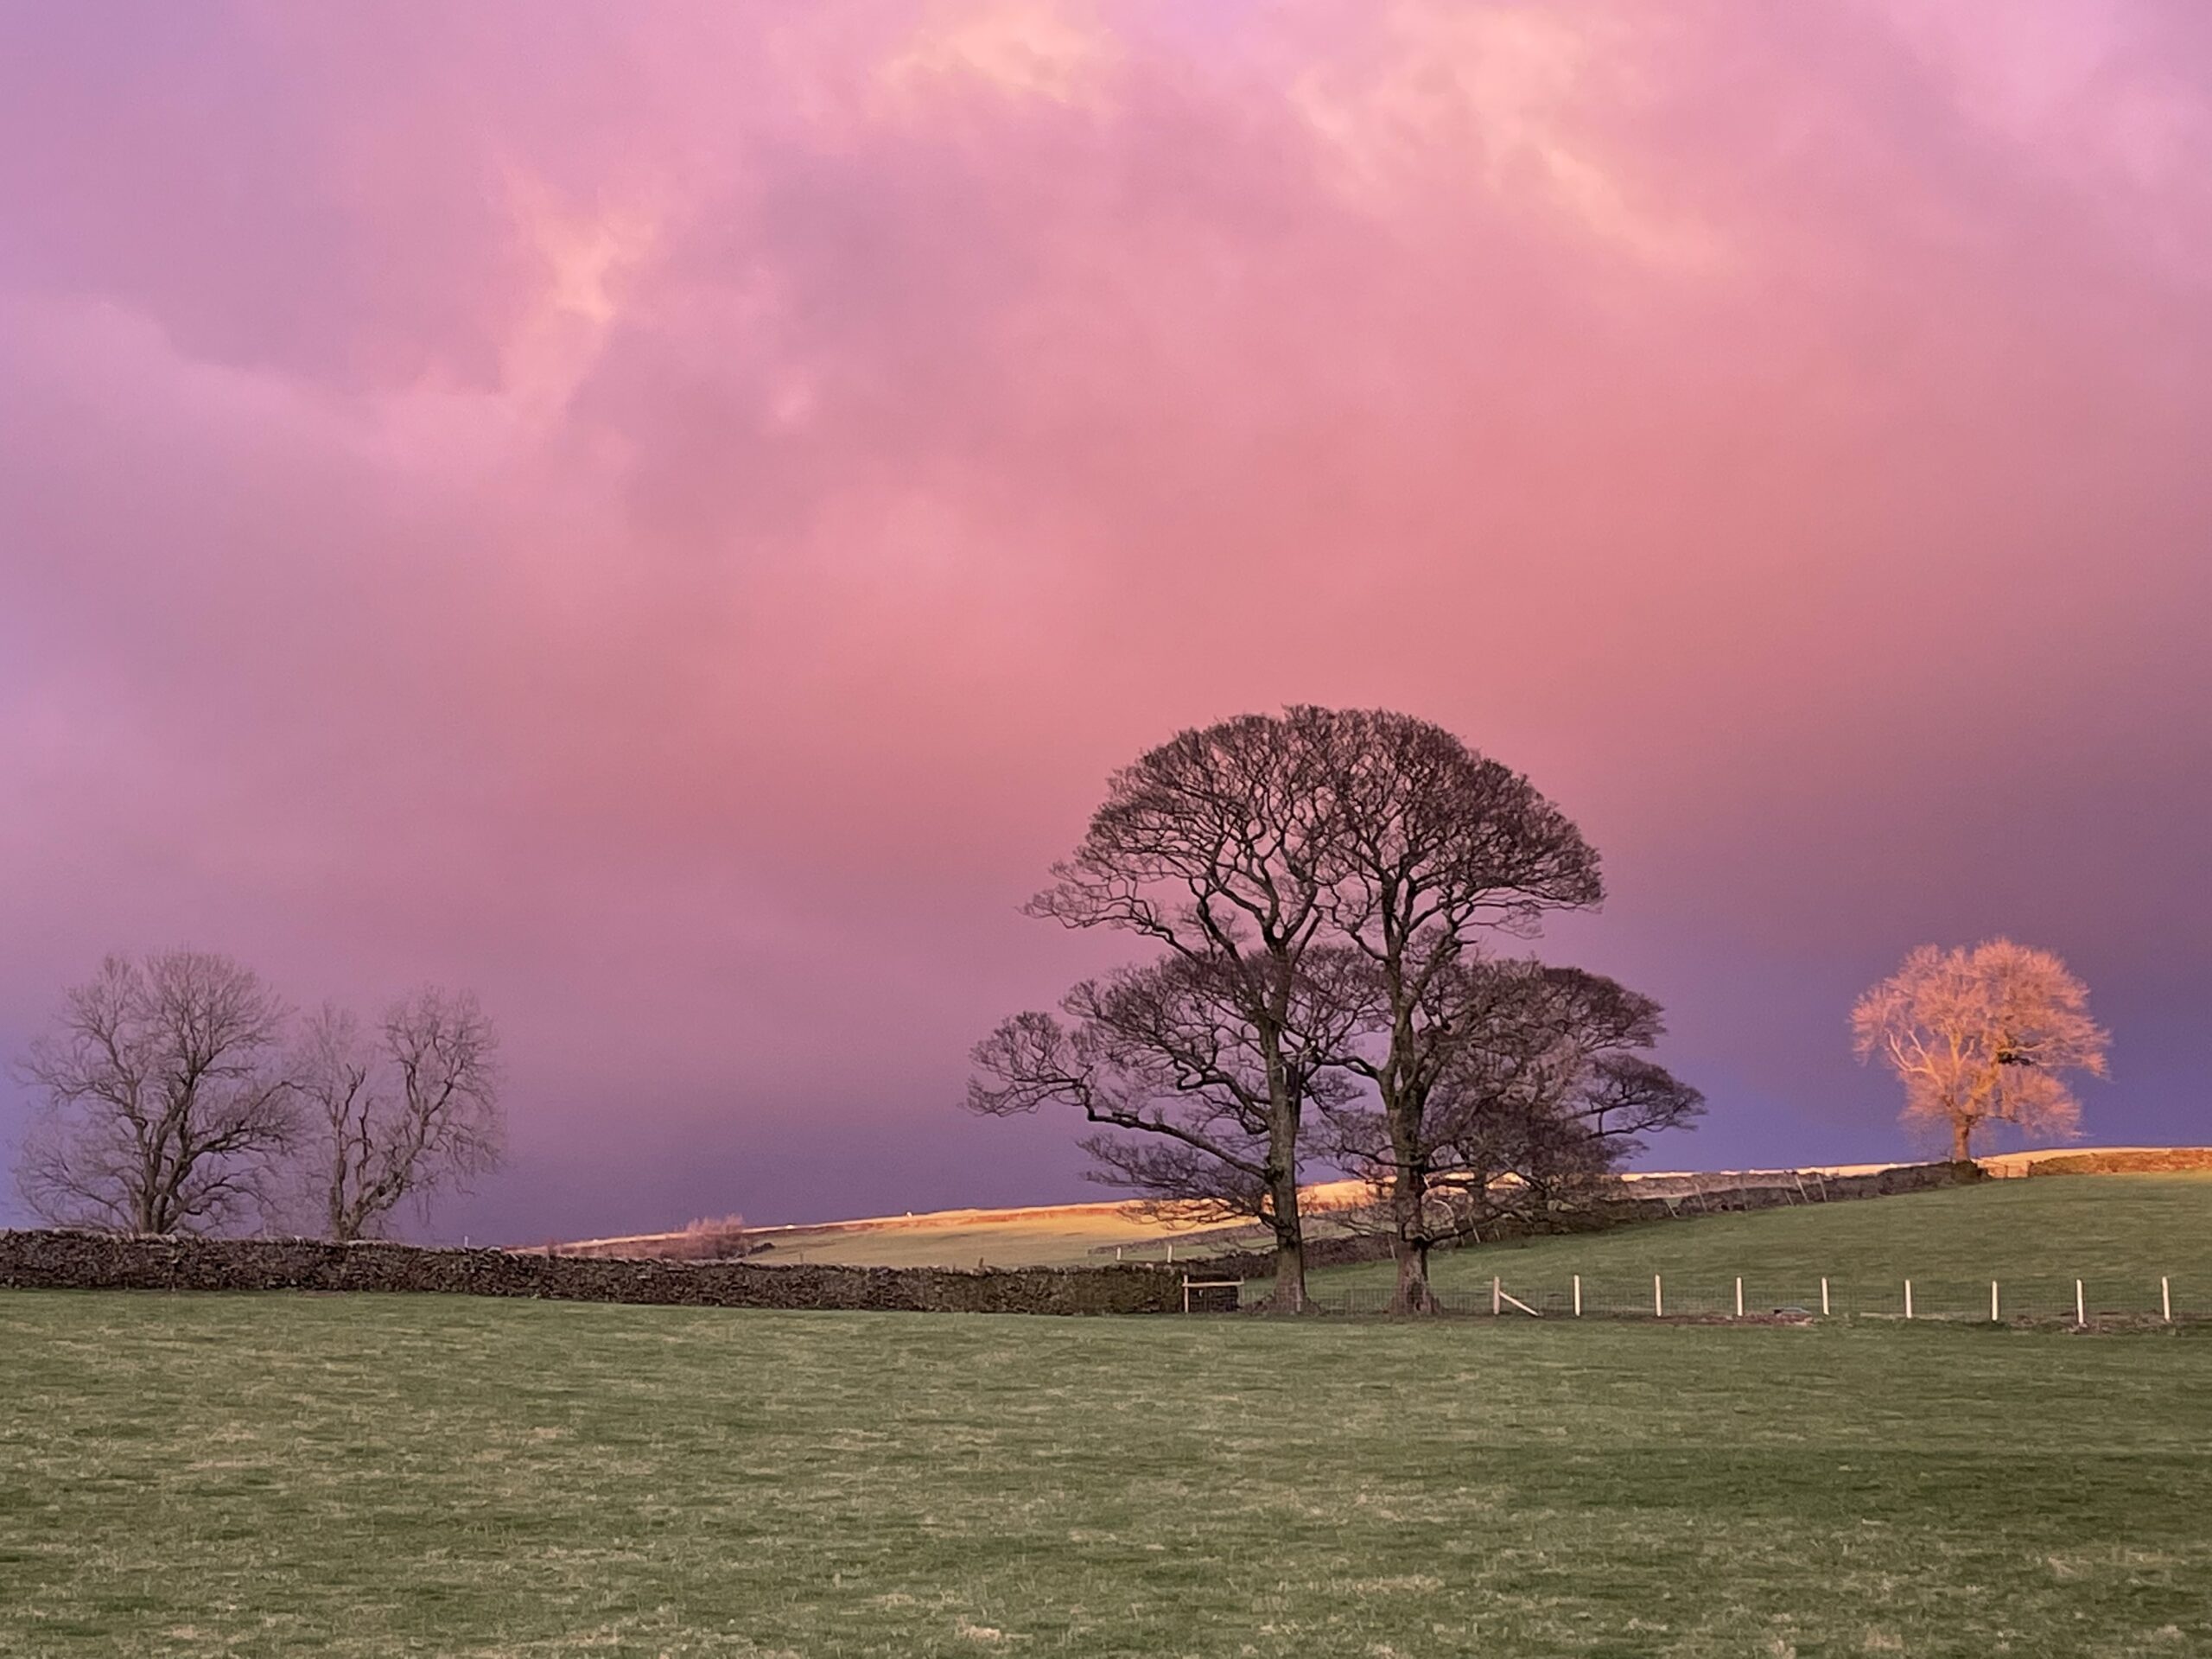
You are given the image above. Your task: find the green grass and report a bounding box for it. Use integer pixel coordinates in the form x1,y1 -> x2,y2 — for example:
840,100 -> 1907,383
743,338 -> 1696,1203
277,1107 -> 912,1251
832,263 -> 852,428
1316,1174 -> 2212,1322
4,1293 -> 2211,1656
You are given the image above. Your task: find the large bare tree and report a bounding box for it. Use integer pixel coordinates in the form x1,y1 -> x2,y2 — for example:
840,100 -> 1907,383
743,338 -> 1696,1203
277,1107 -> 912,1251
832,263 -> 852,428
14,950 -> 299,1234
973,706 -> 1689,1312
1308,710 -> 1606,1312
298,988 -> 504,1241
985,712 -> 1350,1310
970,950 -> 1366,1302
1325,953 -> 1701,1300
1853,939 -> 2108,1160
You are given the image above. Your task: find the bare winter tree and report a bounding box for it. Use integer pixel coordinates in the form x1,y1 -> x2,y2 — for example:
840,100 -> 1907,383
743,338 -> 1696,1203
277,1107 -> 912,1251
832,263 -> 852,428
300,988 -> 504,1241
969,949 -> 1368,1306
1325,954 -> 1701,1300
1001,712 -> 1355,1311
14,950 -> 299,1234
1853,939 -> 2108,1160
971,706 -> 1694,1311
1306,709 -> 1608,1313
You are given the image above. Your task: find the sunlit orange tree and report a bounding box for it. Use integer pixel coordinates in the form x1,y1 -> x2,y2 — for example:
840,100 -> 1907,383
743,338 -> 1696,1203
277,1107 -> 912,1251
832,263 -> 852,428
1852,938 -> 2108,1161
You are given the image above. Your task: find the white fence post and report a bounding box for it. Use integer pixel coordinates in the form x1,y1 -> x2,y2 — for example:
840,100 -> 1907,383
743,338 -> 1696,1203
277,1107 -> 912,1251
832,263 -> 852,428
1904,1279 -> 1913,1320
1654,1274 -> 1663,1319
2076,1280 -> 2085,1327
1821,1277 -> 1830,1317
1735,1276 -> 1744,1319
1492,1275 -> 1502,1318
2163,1276 -> 2172,1324
1991,1280 -> 1999,1322
1573,1274 -> 1582,1318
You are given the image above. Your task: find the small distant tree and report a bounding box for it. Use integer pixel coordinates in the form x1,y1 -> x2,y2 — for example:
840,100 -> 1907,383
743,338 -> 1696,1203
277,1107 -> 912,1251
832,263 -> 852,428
14,950 -> 299,1234
667,1214 -> 749,1262
1853,939 -> 2109,1160
298,988 -> 504,1241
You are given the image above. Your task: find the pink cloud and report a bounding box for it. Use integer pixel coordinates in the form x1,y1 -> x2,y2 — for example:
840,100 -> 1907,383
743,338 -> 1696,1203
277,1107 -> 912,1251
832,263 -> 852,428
2,2 -> 2208,1238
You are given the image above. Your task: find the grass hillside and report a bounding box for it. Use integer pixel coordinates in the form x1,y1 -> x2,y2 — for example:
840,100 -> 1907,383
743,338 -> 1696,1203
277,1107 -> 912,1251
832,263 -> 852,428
4,1291 -> 2209,1656
745,1206 -> 1232,1268
1316,1173 -> 2212,1320
556,1186 -> 1375,1268
562,1199 -> 1266,1269
562,1153 -> 2208,1274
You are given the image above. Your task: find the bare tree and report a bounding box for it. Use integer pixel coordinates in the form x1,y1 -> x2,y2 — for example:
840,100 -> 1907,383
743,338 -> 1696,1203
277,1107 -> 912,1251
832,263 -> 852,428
665,1214 -> 750,1262
1002,712 -> 1354,1311
1307,710 -> 1607,1312
971,706 -> 1694,1310
1326,955 -> 1700,1297
14,950 -> 298,1234
301,988 -> 504,1241
969,950 -> 1367,1305
1853,939 -> 2108,1160
294,1004 -> 376,1233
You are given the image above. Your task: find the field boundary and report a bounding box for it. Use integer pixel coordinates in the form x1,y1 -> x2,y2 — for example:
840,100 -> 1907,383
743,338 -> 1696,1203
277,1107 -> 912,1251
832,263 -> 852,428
0,1230 -> 1183,1315
1306,1271 -> 2206,1329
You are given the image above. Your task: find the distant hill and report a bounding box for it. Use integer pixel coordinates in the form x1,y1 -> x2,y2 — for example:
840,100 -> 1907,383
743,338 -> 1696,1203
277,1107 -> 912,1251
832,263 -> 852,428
545,1147 -> 2212,1273
548,1193 -> 1300,1268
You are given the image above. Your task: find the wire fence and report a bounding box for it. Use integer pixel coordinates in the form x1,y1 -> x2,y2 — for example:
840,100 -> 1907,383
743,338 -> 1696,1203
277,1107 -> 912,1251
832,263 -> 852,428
1251,1273 -> 2203,1325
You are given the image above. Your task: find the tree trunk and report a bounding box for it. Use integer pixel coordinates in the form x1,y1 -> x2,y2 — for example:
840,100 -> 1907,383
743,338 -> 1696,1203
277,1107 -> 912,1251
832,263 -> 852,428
1952,1119 -> 1974,1162
1266,1167 -> 1306,1313
1390,1235 -> 1435,1315
1269,1230 -> 1307,1314
135,1140 -> 164,1235
1387,1130 -> 1435,1313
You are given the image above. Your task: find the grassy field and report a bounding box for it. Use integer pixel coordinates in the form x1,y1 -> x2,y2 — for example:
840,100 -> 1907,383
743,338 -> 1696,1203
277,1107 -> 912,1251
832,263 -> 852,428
1316,1173 -> 2212,1322
4,1291 -> 2210,1656
561,1184 -> 1368,1270
560,1200 -> 1268,1270
745,1209 -> 1229,1269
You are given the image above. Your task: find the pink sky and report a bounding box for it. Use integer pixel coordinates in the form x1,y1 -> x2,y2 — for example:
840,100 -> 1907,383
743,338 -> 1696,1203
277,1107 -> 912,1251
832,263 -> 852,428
3,2 -> 2208,1241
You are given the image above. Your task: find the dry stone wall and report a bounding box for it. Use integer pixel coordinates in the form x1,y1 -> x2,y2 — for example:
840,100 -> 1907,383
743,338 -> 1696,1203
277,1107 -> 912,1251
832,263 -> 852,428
2003,1147 -> 2212,1177
0,1230 -> 1183,1315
